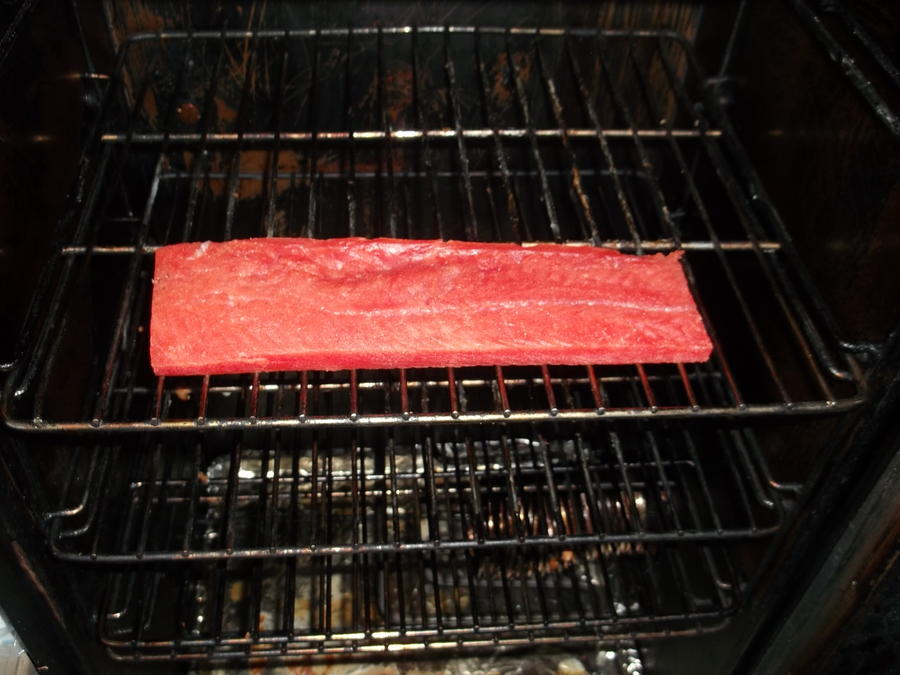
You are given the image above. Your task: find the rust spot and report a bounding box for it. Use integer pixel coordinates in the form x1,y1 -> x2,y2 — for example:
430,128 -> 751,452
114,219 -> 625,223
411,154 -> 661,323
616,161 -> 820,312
181,151 -> 304,199
382,65 -> 413,127
117,1 -> 167,34
491,51 -> 531,106
176,102 -> 201,125
236,151 -> 302,198
142,88 -> 159,127
214,97 -> 238,126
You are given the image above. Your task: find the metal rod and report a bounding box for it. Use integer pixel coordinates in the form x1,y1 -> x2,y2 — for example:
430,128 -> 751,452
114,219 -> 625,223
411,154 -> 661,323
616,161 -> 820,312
474,29 -> 526,242
494,366 -> 511,417
298,371 -> 309,420
100,127 -> 721,144
222,34 -> 257,241
790,0 -> 900,136
635,364 -> 658,412
304,31 -> 321,238
263,33 -> 289,237
122,25 -> 729,40
505,31 -> 561,241
344,28 -> 358,236
377,28 -> 400,239
593,32 -> 679,249
14,396 -> 863,434
444,28 -> 480,241
565,35 -> 642,249
540,365 -> 559,415
653,37 -> 820,403
196,375 -> 210,423
59,239 -> 782,255
181,28 -> 228,243
411,27 -> 446,240
220,438 -> 243,554
534,36 -> 601,243
536,435 -> 565,538
248,373 -> 261,420
181,441 -> 204,555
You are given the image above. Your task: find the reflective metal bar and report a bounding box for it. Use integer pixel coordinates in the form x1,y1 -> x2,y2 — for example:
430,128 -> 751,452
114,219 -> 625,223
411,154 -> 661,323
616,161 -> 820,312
447,368 -> 460,418
297,371 -> 309,420
197,375 -> 210,423
505,31 -> 561,241
60,239 -> 782,255
222,34 -> 257,241
399,369 -> 411,419
304,31 -> 321,238
248,373 -> 260,420
564,35 -> 641,248
494,366 -> 511,417
444,29 -> 479,241
90,36 -> 193,426
536,436 -> 565,538
378,28 -> 400,238
411,28 -> 446,240
101,127 -> 721,144
181,29 -> 228,243
180,442 -> 204,555
475,29 -> 526,242
345,29 -> 359,236
263,34 -> 289,237
540,365 -> 559,415
652,37 -> 804,404
534,36 -> 600,243
635,364 -> 658,412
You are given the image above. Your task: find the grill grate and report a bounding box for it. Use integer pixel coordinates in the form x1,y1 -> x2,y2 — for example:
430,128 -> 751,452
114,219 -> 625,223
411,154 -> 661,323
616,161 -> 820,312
3,27 -> 863,431
99,540 -> 740,660
47,423 -> 785,562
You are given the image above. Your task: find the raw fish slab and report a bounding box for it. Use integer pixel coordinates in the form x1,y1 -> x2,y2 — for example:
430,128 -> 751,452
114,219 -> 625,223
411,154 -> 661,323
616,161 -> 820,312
150,238 -> 712,376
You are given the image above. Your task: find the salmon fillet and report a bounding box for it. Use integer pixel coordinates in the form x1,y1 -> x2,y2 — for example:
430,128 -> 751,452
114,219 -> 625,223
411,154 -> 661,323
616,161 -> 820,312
150,237 -> 712,376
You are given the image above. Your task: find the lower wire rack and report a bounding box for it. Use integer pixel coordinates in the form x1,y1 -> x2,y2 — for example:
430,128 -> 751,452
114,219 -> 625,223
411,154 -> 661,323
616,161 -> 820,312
58,423 -> 784,658
100,541 -> 739,660
47,422 -> 786,562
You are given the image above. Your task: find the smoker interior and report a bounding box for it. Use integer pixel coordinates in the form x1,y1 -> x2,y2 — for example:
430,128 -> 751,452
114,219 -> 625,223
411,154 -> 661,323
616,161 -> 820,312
0,0 -> 898,672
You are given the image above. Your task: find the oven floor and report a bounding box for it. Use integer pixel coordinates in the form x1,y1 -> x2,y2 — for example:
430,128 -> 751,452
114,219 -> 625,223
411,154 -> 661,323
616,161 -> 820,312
190,645 -> 640,674
0,610 -> 36,675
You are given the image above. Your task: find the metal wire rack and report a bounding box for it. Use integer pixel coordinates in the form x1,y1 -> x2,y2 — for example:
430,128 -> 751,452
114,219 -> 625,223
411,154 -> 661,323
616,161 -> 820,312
46,422 -> 787,563
99,537 -> 742,661
791,0 -> 900,136
2,26 -> 863,431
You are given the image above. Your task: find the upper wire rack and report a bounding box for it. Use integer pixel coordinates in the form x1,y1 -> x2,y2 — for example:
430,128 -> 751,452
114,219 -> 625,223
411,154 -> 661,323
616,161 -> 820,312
2,27 -> 863,431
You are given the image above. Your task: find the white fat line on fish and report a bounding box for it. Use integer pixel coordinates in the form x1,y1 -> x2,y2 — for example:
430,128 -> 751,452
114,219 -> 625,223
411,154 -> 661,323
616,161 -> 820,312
307,298 -> 696,316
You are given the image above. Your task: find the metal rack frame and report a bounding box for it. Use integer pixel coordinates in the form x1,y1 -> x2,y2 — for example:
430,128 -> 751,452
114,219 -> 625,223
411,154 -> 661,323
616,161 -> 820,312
1,27 -> 864,432
46,423 -> 788,563
790,0 -> 900,137
98,539 -> 742,661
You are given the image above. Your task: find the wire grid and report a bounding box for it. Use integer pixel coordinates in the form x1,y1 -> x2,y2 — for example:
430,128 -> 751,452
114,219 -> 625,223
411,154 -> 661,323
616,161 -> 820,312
2,27 -> 862,432
790,0 -> 900,136
46,422 -> 786,562
99,537 -> 741,660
